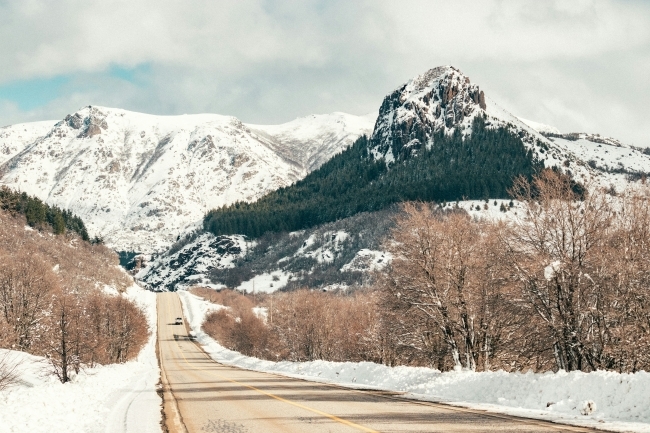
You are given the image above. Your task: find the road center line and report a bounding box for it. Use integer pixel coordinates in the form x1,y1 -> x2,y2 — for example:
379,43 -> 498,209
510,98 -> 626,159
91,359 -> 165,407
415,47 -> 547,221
171,320 -> 378,432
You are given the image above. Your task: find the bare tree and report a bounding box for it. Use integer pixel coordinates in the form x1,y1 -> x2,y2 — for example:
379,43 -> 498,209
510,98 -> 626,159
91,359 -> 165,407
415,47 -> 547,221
0,350 -> 20,391
599,187 -> 650,371
379,203 -> 511,371
507,170 -> 617,371
44,288 -> 81,383
0,251 -> 58,351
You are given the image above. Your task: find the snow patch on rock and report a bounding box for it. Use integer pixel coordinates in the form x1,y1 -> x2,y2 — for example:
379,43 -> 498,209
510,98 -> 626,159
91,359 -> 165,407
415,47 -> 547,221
340,249 -> 391,273
517,117 -> 561,135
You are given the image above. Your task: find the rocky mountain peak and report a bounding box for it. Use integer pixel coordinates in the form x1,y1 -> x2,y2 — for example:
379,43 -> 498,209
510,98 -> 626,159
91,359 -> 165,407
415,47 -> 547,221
61,106 -> 109,138
370,66 -> 486,161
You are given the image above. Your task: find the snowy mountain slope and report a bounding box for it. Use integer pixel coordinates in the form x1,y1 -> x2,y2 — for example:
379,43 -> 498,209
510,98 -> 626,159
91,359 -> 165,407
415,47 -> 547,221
249,112 -> 377,172
517,117 -> 561,135
515,116 -> 645,181
139,208 -> 397,291
0,107 -> 373,253
0,120 -> 56,165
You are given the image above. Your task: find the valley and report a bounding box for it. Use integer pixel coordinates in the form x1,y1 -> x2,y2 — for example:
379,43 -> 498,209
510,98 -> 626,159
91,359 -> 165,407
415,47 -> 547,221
2,65 -> 650,433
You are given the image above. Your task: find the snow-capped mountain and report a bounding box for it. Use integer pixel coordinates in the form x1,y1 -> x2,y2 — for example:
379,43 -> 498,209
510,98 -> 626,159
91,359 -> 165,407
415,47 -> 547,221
136,66 -> 650,291
0,107 -> 374,253
249,112 -> 377,172
369,65 -> 650,188
2,64 -> 649,273
369,66 -> 554,161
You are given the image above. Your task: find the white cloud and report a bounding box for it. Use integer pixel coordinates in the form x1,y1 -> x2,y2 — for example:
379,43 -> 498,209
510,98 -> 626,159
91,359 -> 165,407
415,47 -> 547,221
1,0 -> 649,145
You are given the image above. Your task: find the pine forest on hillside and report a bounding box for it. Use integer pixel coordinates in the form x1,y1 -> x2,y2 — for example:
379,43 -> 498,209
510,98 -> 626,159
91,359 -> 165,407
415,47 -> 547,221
0,186 -> 90,241
204,117 -> 543,238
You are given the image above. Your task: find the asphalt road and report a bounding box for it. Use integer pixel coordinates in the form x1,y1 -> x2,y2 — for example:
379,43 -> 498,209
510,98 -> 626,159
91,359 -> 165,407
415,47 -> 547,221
157,292 -> 598,433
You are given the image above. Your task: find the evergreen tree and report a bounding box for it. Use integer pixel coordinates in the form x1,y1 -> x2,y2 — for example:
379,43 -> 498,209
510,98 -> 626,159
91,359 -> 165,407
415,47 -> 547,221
0,186 -> 90,240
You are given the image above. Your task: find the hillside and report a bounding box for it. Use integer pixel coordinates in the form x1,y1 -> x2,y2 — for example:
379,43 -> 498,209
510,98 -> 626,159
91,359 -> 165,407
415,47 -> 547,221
204,116 -> 540,238
139,198 -> 521,291
203,66 -> 650,240
0,108 -> 374,253
139,208 -> 400,291
0,207 -> 130,294
0,186 -> 89,240
0,204 -> 145,366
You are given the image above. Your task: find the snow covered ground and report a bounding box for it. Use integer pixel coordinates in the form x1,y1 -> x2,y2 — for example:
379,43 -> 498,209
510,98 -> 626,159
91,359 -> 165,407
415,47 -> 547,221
179,290 -> 650,433
0,285 -> 161,433
236,270 -> 292,293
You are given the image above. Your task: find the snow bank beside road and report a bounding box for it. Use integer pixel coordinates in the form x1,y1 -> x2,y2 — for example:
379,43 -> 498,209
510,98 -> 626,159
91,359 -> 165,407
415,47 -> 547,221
179,290 -> 650,433
0,285 -> 161,433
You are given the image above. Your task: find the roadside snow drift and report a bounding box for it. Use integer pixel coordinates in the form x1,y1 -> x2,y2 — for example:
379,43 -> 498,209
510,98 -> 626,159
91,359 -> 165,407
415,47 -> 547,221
0,285 -> 161,433
179,290 -> 650,433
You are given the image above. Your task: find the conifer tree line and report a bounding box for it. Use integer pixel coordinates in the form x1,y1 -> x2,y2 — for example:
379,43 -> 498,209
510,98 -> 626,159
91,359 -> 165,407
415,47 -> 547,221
197,171 -> 650,374
204,116 -> 543,238
0,186 -> 89,241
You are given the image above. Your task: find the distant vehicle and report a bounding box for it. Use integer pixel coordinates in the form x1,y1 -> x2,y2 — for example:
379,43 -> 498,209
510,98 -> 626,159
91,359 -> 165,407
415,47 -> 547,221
174,317 -> 183,325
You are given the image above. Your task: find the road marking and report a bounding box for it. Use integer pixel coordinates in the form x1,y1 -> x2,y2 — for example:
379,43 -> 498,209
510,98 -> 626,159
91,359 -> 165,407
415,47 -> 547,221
214,373 -> 378,433
170,299 -> 378,433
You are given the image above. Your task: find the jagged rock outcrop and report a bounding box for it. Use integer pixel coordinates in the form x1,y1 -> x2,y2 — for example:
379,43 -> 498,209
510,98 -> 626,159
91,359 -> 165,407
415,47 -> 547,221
367,64 -> 650,196
370,66 -> 488,161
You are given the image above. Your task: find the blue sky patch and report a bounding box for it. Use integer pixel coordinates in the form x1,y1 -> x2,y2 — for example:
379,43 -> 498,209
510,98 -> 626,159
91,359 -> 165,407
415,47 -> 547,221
0,75 -> 70,111
108,63 -> 151,85
0,63 -> 151,112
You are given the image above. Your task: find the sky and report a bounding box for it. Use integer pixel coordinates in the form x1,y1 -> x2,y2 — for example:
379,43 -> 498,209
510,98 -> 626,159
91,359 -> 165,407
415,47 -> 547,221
0,0 -> 649,146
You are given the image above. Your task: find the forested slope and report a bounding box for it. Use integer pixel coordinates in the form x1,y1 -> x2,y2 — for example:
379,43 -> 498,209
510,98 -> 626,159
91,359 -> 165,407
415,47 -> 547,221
204,116 -> 542,238
0,186 -> 89,240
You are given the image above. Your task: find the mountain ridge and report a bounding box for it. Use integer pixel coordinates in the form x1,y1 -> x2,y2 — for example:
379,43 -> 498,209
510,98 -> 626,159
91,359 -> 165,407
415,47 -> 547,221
0,106 -> 374,253
3,65 -> 650,258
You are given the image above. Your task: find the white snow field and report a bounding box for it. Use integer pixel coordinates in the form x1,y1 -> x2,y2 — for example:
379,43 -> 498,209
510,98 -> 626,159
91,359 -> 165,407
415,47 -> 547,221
0,107 -> 374,253
0,285 -> 161,433
179,290 -> 650,433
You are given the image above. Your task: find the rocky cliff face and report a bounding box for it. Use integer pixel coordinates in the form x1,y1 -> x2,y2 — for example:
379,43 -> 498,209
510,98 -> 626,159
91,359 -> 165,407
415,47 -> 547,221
368,66 -> 563,165
370,66 -> 487,161
0,107 -> 373,253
